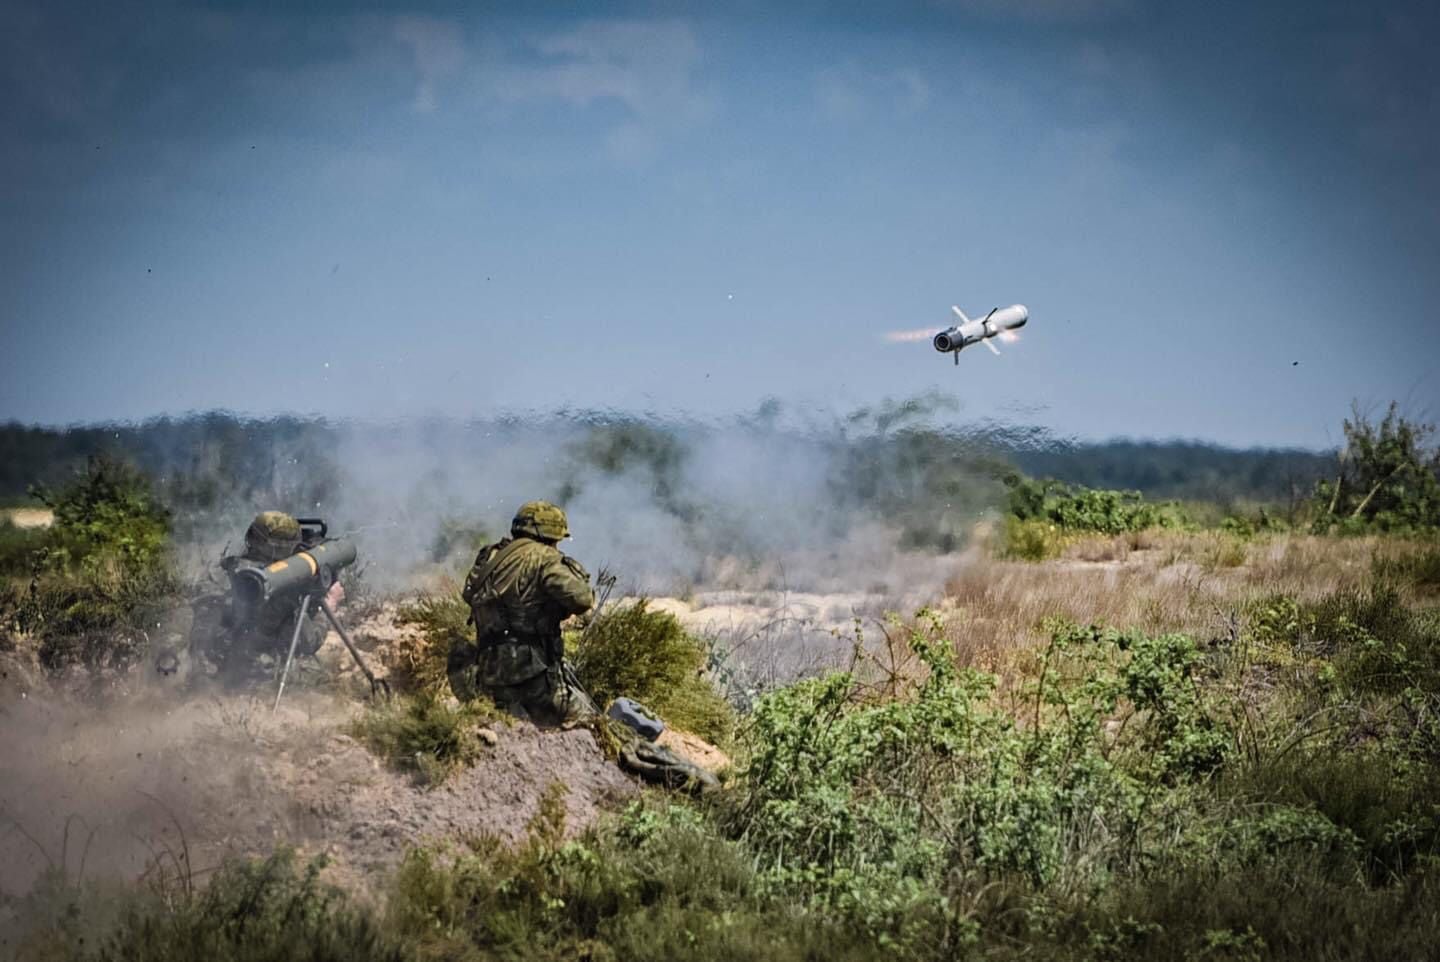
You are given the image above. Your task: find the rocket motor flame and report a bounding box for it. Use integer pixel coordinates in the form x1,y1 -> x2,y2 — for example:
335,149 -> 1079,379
884,327 -> 941,343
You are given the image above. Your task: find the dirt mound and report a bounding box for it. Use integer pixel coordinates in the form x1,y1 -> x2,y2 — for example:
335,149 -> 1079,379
0,681 -> 637,901
656,728 -> 731,775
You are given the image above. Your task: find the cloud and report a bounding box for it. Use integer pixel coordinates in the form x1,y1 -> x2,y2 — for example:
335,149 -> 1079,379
468,18 -> 711,167
391,16 -> 464,114
814,65 -> 931,121
487,19 -> 707,121
936,0 -> 1135,23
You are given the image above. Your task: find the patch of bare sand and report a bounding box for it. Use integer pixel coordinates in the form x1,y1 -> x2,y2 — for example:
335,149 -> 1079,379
1,508 -> 53,529
0,679 -> 636,902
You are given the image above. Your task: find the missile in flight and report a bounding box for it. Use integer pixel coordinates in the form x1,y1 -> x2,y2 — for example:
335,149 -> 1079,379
933,304 -> 1028,364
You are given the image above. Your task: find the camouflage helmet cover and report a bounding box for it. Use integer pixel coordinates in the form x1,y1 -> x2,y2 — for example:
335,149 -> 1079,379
244,511 -> 302,562
511,500 -> 570,542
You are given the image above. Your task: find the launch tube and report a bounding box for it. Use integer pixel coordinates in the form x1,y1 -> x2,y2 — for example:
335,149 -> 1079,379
232,538 -> 358,608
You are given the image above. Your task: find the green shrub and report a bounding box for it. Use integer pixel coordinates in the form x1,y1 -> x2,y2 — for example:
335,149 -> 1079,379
386,795 -> 883,962
719,613 -> 1235,947
13,457 -> 179,672
1006,475 -> 1189,535
0,518 -> 46,576
427,517 -> 491,565
1311,403 -> 1440,533
350,691 -> 500,786
7,850 -> 405,962
1001,516 -> 1067,561
570,599 -> 735,746
390,590 -> 471,695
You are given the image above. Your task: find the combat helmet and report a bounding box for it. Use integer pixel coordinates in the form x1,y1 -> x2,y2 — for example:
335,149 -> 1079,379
244,511 -> 302,563
511,501 -> 570,542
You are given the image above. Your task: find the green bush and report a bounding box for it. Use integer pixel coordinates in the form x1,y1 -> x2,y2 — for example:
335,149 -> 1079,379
386,794 -> 876,962
1006,475 -> 1188,536
391,591 -> 472,695
717,613 -> 1236,947
350,691 -> 501,786
12,457 -> 179,672
1311,403 -> 1440,533
427,517 -> 491,565
1001,516 -> 1068,561
0,517 -> 46,576
7,850 -> 405,962
570,599 -> 735,746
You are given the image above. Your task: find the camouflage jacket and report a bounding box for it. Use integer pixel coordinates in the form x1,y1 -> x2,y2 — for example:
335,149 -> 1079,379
462,536 -> 593,666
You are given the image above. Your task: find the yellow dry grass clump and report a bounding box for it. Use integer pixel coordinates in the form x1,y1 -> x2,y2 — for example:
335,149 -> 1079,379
941,531 -> 1437,674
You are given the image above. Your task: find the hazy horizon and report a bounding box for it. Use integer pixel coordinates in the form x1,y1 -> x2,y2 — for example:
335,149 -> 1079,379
4,1 -> 1437,449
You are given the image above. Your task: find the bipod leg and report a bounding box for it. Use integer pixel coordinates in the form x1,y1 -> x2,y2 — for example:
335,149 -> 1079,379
319,599 -> 391,700
272,593 -> 313,714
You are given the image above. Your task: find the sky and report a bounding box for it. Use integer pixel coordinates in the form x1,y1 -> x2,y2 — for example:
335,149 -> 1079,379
1,0 -> 1437,449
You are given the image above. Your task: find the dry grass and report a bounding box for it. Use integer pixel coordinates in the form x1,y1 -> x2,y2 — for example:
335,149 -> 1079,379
940,531 -> 1438,675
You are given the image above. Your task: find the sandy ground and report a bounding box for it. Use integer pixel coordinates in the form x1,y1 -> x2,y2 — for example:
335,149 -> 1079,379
1,508 -> 52,529
0,644 -> 637,903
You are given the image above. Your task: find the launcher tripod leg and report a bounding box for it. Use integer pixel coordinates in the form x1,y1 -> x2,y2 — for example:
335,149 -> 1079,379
319,598 -> 391,699
272,593 -> 313,713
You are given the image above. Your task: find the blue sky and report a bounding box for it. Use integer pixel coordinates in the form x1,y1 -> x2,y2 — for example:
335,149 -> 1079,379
2,0 -> 1437,448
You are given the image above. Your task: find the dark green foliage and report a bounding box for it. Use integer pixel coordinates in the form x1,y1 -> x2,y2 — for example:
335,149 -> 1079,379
0,415 -> 344,535
570,600 -> 735,746
1007,475 -> 1189,535
558,418 -> 700,523
8,850 -> 408,962
0,518 -> 46,576
1312,403 -> 1440,532
1012,439 -> 1330,504
427,517 -> 491,565
828,421 -> 1013,552
34,457 -> 170,571
350,691 -> 500,786
386,796 -> 875,962
391,591 -> 472,694
8,458 -> 180,672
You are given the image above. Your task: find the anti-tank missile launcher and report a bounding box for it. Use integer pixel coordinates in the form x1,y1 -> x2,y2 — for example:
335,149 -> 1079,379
230,537 -> 357,612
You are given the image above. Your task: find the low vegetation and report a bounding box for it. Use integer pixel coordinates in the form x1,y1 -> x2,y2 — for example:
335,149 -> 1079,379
570,599 -> 736,746
7,404 -> 1440,960
20,570 -> 1440,959
349,691 -> 502,786
1,456 -> 179,673
388,590 -> 471,695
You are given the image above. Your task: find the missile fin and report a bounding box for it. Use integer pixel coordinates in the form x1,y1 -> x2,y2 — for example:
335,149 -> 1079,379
951,306 -> 970,323
983,338 -> 1001,356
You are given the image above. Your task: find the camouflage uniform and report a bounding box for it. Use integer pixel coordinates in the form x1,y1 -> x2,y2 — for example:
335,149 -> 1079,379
453,501 -> 599,726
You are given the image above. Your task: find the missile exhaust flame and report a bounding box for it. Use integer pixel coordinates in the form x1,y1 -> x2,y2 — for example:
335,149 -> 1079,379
884,327 -> 941,343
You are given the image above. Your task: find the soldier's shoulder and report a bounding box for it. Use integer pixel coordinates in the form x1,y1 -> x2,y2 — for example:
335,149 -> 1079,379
556,553 -> 590,581
471,536 -> 513,563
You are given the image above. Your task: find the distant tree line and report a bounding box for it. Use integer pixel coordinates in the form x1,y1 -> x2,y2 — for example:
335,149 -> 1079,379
0,413 -> 1336,511
1012,440 -> 1331,505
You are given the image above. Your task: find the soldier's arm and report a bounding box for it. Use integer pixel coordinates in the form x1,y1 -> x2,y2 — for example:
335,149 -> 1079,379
540,555 -> 595,616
